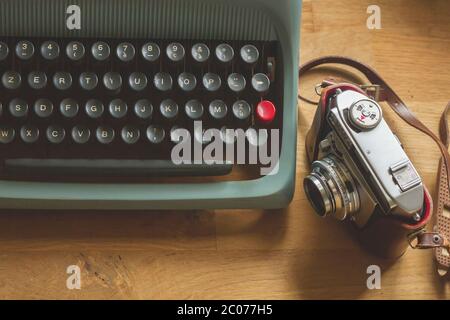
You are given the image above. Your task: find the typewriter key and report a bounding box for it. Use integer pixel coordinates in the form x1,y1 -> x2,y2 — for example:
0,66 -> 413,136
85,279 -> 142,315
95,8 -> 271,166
92,41 -> 110,61
20,125 -> 39,144
41,41 -> 60,60
142,42 -> 160,61
66,41 -> 85,61
16,40 -> 34,60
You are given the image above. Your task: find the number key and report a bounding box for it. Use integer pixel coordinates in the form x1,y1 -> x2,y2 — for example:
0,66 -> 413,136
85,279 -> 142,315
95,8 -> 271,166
142,42 -> 160,61
66,41 -> 85,61
16,40 -> 35,60
92,41 -> 111,61
116,42 -> 135,62
166,42 -> 185,62
41,41 -> 60,60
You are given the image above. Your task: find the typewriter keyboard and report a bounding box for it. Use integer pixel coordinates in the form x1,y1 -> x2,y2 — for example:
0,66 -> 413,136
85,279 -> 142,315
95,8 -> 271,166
0,38 -> 283,178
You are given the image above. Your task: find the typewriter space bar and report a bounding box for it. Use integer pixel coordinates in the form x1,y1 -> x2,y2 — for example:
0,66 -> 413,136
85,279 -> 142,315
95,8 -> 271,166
3,159 -> 233,177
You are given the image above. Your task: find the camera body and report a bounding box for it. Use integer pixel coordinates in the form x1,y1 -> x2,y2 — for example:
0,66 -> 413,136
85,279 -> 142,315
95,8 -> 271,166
304,85 -> 429,234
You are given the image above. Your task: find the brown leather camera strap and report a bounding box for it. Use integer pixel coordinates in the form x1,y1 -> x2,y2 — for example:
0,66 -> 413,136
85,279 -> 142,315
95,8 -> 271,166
298,56 -> 450,274
431,102 -> 450,275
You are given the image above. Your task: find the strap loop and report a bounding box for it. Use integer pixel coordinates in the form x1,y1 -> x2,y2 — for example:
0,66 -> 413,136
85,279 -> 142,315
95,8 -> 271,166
409,231 -> 450,250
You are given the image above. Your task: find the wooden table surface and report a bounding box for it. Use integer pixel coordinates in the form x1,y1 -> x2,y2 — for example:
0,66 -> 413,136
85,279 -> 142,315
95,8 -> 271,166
1,0 -> 450,299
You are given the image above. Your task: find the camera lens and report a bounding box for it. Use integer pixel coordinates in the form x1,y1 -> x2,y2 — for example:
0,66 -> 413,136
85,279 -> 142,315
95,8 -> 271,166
304,155 -> 360,220
303,176 -> 329,217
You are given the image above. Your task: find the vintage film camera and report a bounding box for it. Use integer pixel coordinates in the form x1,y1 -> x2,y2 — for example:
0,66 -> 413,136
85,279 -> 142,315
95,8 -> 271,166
303,83 -> 432,257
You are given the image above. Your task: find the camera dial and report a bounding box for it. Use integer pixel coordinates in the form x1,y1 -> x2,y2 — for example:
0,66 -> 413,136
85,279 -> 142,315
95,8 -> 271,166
348,99 -> 382,130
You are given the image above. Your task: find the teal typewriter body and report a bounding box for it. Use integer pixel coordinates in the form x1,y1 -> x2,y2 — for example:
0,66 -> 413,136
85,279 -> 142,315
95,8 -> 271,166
0,0 -> 301,210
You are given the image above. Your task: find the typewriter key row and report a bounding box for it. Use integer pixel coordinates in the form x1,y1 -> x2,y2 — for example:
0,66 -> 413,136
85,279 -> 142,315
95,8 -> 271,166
0,40 -> 260,63
0,124 -> 268,146
1,98 -> 264,121
1,70 -> 270,93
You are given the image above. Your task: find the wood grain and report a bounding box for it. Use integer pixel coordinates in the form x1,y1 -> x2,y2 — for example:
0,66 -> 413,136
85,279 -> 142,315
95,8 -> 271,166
0,0 -> 449,299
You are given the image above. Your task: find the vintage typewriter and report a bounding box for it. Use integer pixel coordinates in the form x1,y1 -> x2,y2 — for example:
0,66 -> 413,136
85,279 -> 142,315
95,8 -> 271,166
0,0 -> 301,210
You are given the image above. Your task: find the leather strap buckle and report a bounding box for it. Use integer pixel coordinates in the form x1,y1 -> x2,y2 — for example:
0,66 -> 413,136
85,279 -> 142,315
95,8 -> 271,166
360,84 -> 382,101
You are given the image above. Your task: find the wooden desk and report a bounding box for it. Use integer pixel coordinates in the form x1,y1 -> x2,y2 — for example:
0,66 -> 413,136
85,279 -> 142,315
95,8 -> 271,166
0,0 -> 449,299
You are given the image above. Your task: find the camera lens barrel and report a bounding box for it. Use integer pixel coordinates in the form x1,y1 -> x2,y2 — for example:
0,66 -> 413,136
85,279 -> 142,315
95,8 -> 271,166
304,155 -> 360,220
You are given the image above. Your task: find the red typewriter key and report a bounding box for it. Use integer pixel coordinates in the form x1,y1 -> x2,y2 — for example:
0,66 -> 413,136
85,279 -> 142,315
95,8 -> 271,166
256,100 -> 276,123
